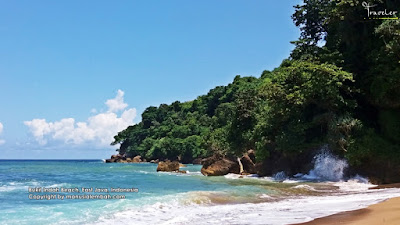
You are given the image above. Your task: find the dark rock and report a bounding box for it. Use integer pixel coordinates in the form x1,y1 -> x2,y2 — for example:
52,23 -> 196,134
255,147 -> 323,178
247,150 -> 256,163
240,154 -> 256,174
177,170 -> 187,174
255,155 -> 293,177
201,154 -> 222,167
201,155 -> 240,176
192,158 -> 203,165
113,154 -> 126,160
150,159 -> 159,164
157,160 -> 180,172
108,154 -> 127,163
116,157 -> 128,163
351,159 -> 400,184
106,154 -> 146,164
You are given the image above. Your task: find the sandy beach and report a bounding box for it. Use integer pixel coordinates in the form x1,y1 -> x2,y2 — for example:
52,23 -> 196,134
298,196 -> 400,225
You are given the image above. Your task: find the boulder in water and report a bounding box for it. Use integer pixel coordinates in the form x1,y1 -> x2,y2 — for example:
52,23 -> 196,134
201,155 -> 240,176
106,154 -> 125,163
117,159 -> 127,163
132,155 -> 142,163
111,154 -> 119,159
157,160 -> 180,172
150,159 -> 159,164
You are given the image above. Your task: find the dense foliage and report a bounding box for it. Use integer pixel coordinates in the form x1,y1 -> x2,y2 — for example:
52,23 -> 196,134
112,0 -> 400,168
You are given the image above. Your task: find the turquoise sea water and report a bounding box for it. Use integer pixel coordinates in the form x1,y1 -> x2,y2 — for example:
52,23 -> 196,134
0,160 -> 269,224
1,160 -> 399,225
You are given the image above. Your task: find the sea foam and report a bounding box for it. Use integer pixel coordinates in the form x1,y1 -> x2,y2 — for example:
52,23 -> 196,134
93,187 -> 400,225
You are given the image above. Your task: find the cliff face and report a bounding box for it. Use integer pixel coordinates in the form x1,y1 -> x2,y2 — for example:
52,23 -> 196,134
255,151 -> 315,178
353,159 -> 400,184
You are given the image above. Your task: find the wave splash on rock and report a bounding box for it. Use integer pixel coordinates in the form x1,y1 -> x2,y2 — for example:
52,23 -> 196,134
302,145 -> 348,181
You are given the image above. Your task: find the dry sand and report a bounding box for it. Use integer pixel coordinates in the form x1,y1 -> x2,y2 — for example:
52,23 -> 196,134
297,196 -> 400,225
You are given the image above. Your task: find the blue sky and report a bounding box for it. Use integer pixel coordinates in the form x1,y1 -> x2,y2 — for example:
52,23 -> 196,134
0,0 -> 300,159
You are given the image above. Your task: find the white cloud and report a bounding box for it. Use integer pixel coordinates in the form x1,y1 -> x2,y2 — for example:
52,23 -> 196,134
105,89 -> 128,112
24,90 -> 136,147
0,122 -> 5,145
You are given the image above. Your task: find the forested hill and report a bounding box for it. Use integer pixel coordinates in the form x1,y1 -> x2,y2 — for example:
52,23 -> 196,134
111,1 -> 400,181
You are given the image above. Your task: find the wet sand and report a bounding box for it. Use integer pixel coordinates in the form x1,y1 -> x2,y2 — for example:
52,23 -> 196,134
297,196 -> 400,225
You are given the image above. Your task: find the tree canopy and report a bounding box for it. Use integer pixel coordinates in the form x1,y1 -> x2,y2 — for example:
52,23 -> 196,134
112,0 -> 400,169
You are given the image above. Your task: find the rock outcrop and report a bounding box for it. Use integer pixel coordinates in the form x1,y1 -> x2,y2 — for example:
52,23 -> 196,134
200,150 -> 260,176
241,150 -> 256,174
105,154 -> 124,163
150,159 -> 159,164
352,159 -> 400,184
201,155 -> 240,176
132,155 -> 142,163
156,160 -> 180,172
105,154 -> 143,163
255,149 -> 317,177
192,158 -> 203,165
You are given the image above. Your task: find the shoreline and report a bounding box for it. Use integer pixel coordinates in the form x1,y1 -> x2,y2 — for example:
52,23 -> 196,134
4,160 -> 400,224
296,196 -> 400,225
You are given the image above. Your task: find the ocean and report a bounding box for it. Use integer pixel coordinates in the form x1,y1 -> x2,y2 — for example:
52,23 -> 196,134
0,158 -> 399,225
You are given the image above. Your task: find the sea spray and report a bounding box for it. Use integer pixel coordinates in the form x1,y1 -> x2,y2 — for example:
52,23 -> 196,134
303,145 -> 348,181
273,171 -> 287,181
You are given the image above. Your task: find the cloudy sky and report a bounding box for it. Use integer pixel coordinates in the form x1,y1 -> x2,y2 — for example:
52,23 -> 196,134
0,0 -> 300,159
